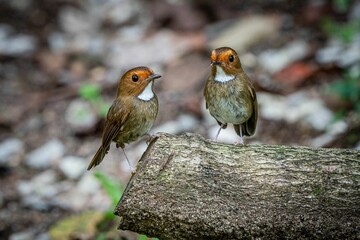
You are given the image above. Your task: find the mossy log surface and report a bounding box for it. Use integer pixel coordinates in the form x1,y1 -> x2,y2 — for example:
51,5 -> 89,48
115,133 -> 360,240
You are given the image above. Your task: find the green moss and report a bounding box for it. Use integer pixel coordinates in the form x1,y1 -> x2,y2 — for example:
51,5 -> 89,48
311,185 -> 326,196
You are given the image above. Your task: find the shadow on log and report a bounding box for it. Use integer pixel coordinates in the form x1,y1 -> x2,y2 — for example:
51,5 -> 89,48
115,133 -> 360,240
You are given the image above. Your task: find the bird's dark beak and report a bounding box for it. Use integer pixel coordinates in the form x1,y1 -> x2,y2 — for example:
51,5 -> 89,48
211,61 -> 221,66
148,73 -> 161,81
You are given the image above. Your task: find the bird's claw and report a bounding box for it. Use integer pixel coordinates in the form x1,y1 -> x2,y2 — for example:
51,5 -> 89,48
145,132 -> 161,145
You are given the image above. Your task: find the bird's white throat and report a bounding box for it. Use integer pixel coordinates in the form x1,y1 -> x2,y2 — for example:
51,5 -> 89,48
137,82 -> 154,101
214,66 -> 235,83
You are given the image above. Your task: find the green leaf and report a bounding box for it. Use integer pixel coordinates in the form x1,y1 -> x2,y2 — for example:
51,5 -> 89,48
79,84 -> 101,101
138,235 -> 159,240
94,171 -> 124,207
95,233 -> 107,240
138,235 -> 148,240
329,69 -> 360,118
96,101 -> 111,118
49,211 -> 104,240
333,0 -> 351,12
321,18 -> 360,43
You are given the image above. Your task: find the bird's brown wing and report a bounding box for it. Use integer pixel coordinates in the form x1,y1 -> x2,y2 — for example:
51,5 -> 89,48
204,78 -> 209,109
87,99 -> 131,170
242,84 -> 258,136
101,99 -> 130,149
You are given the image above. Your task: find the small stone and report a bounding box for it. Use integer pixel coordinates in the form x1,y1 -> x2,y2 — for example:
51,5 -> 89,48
56,175 -> 110,211
355,141 -> 360,150
26,139 -> 65,169
350,1 -> 360,20
258,92 -> 334,130
257,93 -> 286,121
77,174 -> 101,194
0,138 -> 24,166
106,30 -> 193,69
48,32 -> 67,51
208,15 -> 281,53
35,233 -> 50,240
115,25 -> 146,42
0,34 -> 37,56
17,170 -> 58,210
8,0 -> 31,11
258,40 -> 310,73
21,195 -> 50,211
59,7 -> 96,35
59,156 -> 87,180
327,120 -> 348,135
338,36 -> 360,67
17,170 -> 58,196
0,24 -> 13,39
315,39 -> 343,64
177,115 -> 199,133
316,36 -> 360,68
17,170 -> 74,210
9,230 -> 34,240
305,105 -> 333,131
309,121 -> 347,148
103,1 -> 140,25
55,188 -> 88,211
65,99 -> 98,134
152,114 -> 199,135
0,24 -> 36,56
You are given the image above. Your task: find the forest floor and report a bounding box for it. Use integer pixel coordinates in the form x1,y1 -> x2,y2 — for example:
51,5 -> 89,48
0,1 -> 359,239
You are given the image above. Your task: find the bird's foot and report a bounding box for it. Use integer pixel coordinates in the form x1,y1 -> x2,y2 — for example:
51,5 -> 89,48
145,132 -> 161,145
116,143 -> 125,149
128,164 -> 135,173
234,138 -> 244,145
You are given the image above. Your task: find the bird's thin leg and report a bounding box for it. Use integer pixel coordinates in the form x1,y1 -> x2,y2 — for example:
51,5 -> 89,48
144,132 -> 161,145
121,147 -> 135,173
144,133 -> 152,145
238,125 -> 244,145
214,123 -> 225,142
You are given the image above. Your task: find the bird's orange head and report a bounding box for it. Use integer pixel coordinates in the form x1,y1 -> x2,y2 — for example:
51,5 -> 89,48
210,47 -> 242,76
117,66 -> 161,98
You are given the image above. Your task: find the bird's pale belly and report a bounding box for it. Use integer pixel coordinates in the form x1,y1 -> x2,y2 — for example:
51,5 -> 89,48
209,97 -> 251,125
115,99 -> 157,145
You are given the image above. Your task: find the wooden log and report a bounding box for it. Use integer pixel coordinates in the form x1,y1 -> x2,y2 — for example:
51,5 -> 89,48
115,133 -> 360,240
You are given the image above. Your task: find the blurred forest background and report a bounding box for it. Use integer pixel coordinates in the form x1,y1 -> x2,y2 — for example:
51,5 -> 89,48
0,0 -> 359,239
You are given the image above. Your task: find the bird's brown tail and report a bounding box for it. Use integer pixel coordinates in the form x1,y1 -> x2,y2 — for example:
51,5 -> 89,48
87,145 -> 108,170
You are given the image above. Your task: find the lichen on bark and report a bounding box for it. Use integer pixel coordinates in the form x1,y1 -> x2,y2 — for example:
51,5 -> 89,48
115,133 -> 360,240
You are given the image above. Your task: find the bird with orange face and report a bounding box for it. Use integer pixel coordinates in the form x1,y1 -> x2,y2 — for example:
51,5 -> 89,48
204,47 -> 258,144
87,66 -> 161,171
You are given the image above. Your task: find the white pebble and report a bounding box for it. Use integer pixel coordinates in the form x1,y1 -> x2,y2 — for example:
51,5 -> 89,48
9,231 -> 34,240
77,174 -> 101,194
258,92 -> 334,131
65,99 -> 98,134
258,40 -> 310,73
26,139 -> 65,169
59,156 -> 87,180
152,114 -> 199,135
0,138 -> 24,165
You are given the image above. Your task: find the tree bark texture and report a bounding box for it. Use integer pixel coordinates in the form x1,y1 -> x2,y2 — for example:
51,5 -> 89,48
115,133 -> 360,240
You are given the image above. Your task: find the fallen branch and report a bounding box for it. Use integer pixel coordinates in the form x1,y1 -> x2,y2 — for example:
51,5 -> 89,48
115,133 -> 360,239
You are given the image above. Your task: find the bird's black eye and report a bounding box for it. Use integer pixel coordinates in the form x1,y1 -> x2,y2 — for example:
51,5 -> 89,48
229,55 -> 234,62
132,74 -> 139,82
